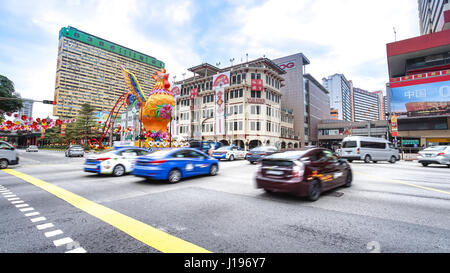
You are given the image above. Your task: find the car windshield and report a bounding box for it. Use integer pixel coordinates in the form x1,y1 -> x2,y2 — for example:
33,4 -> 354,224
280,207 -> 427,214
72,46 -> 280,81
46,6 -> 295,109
265,150 -> 307,160
251,146 -> 276,152
342,141 -> 357,148
29,146 -> 37,148
424,146 -> 447,151
217,146 -> 232,151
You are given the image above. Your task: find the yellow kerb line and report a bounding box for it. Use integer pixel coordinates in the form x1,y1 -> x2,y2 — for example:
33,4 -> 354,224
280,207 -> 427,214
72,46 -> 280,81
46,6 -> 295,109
2,169 -> 211,253
355,171 -> 450,196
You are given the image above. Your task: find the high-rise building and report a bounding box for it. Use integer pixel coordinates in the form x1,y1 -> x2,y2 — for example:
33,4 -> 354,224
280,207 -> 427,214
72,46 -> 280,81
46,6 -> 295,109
352,88 -> 383,122
322,74 -> 353,121
303,74 -> 330,145
54,26 -> 165,118
272,53 -> 312,147
18,98 -> 34,118
418,0 -> 450,35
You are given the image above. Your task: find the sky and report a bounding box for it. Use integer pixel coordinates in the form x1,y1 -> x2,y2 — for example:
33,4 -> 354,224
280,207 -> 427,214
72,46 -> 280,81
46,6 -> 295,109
0,0 -> 420,118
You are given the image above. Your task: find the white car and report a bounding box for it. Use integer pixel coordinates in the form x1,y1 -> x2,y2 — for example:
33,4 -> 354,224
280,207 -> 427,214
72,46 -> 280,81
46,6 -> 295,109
84,147 -> 151,176
211,145 -> 247,161
417,146 -> 450,167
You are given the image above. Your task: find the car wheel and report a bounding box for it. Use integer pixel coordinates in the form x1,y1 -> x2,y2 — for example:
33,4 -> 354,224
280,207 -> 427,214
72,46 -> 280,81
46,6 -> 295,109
344,170 -> 352,187
229,155 -> 234,161
168,169 -> 181,183
347,160 -> 353,163
389,156 -> 396,163
372,161 -> 377,163
0,159 -> 8,169
264,188 -> 273,194
421,163 -> 429,167
308,180 -> 321,201
112,164 -> 125,177
364,155 -> 371,163
209,164 -> 218,176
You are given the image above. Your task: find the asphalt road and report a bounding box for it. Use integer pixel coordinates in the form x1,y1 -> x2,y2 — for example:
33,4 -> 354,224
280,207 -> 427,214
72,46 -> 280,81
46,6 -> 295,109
1,149 -> 449,253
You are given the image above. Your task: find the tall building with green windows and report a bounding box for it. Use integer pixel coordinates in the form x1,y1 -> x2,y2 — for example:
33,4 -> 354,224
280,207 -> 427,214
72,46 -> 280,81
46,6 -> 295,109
53,26 -> 165,118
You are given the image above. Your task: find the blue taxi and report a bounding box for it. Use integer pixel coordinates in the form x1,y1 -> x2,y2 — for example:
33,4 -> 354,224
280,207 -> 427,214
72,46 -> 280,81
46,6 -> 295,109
132,148 -> 219,183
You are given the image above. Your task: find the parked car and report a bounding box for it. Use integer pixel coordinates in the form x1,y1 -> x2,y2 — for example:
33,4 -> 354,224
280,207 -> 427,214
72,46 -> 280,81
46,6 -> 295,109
26,145 -> 39,152
211,145 -> 247,161
84,147 -> 151,176
65,145 -> 85,157
417,146 -> 450,167
0,141 -> 19,169
255,148 -> 352,201
340,136 -> 399,163
132,148 -> 219,183
247,146 -> 278,164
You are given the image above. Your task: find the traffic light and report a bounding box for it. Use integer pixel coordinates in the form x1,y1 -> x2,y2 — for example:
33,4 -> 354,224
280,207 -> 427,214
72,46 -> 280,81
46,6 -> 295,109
43,100 -> 56,105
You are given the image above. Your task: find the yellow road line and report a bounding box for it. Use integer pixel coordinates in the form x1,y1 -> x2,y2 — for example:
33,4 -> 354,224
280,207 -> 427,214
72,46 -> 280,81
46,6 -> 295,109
2,169 -> 211,253
355,171 -> 450,196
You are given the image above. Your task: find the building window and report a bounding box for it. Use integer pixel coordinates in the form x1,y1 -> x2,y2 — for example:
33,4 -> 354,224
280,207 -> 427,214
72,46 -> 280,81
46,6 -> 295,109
99,41 -> 104,46
251,73 -> 255,79
74,32 -> 80,38
110,45 -> 115,50
87,37 -> 92,42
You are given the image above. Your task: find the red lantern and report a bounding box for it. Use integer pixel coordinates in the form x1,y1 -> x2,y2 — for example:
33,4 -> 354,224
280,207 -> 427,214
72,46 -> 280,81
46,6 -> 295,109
36,118 -> 41,123
21,115 -> 27,121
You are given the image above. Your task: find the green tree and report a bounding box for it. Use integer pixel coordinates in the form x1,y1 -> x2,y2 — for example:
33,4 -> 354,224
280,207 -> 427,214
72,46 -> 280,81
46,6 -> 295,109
0,75 -> 23,116
72,103 -> 100,146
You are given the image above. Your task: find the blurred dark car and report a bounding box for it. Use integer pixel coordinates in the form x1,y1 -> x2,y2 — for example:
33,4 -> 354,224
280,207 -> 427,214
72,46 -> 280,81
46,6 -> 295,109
189,140 -> 224,154
26,145 -> 39,152
247,146 -> 278,164
65,145 -> 85,157
255,148 -> 352,201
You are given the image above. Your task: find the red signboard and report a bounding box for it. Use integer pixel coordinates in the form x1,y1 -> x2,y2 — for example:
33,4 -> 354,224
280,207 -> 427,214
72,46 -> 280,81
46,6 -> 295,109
251,79 -> 263,91
190,88 -> 198,99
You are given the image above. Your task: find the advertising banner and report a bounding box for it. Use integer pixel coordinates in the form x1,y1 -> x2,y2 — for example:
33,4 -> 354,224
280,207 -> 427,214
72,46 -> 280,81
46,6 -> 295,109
213,71 -> 230,89
215,88 -> 225,135
391,115 -> 398,136
390,79 -> 450,117
170,84 -> 181,97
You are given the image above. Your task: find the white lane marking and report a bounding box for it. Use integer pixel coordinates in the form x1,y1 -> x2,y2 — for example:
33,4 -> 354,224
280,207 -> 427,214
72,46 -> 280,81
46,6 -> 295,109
30,217 -> 47,223
3,195 -> 16,198
53,237 -> 73,247
44,230 -> 63,238
20,207 -> 34,212
25,212 -> 40,217
65,247 -> 87,253
36,223 -> 54,230
15,204 -> 29,208
11,200 -> 24,204
7,198 -> 20,201
0,191 -> 11,194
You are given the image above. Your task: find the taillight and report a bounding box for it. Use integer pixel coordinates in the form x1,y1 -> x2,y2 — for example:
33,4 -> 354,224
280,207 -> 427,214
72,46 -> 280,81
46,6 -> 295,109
292,164 -> 304,177
437,152 -> 445,156
149,160 -> 168,165
248,153 -> 252,156
260,153 -> 267,156
97,157 -> 111,161
356,148 -> 360,154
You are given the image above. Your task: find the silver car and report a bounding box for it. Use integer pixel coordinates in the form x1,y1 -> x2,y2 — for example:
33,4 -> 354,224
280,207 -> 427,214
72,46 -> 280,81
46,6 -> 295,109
417,146 -> 450,167
0,141 -> 19,169
26,145 -> 39,152
65,145 -> 85,157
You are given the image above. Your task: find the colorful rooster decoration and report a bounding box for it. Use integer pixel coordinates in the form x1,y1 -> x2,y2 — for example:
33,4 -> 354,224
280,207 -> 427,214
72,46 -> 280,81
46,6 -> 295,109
121,66 -> 175,141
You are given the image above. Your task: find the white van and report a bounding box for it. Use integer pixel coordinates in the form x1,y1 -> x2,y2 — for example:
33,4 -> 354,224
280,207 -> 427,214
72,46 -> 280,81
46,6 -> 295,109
340,136 -> 399,163
0,141 -> 19,169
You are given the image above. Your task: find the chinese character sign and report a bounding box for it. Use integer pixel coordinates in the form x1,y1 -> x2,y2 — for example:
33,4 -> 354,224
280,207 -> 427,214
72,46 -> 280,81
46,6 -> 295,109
190,88 -> 198,99
213,72 -> 230,89
390,79 -> 450,117
251,79 -> 263,91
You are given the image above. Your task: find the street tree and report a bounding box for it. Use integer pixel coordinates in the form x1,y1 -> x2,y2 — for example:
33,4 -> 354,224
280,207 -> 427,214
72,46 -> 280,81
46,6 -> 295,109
0,75 -> 23,117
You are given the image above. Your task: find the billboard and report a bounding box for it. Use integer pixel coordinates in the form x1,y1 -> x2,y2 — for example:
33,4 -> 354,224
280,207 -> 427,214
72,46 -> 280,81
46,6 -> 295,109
390,79 -> 450,117
215,88 -> 225,135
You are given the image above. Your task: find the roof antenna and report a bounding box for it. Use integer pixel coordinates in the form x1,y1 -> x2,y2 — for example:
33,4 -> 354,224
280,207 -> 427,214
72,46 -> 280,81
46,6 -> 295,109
393,27 -> 397,41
